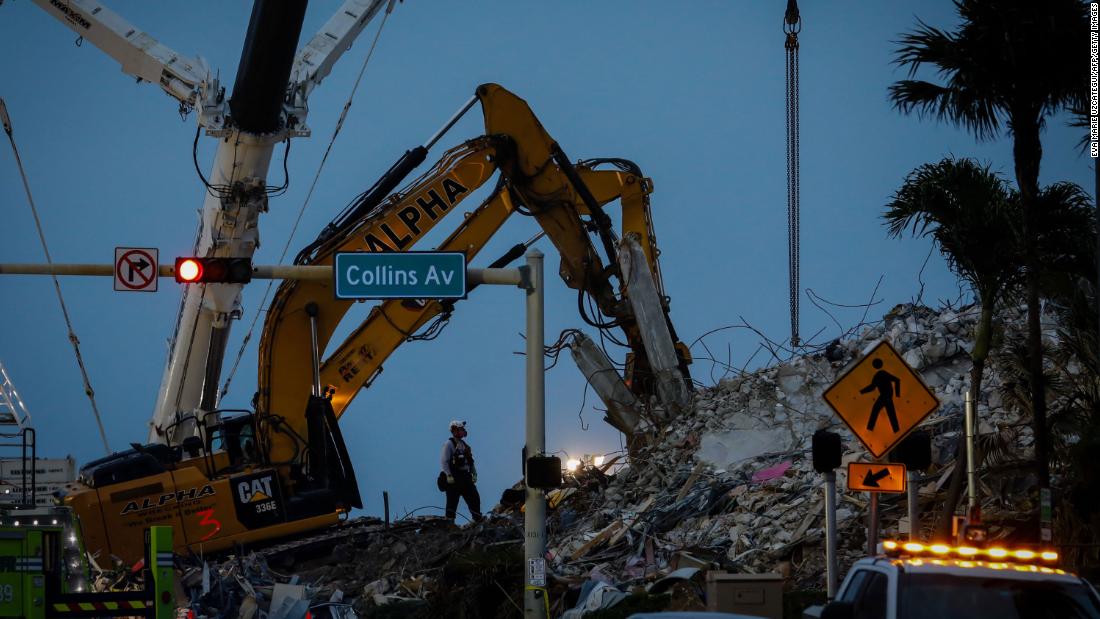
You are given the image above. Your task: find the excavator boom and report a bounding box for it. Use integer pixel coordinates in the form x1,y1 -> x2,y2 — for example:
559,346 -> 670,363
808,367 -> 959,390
257,84 -> 690,465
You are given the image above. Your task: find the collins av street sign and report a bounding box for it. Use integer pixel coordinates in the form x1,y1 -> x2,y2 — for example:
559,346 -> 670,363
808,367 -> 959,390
334,252 -> 467,300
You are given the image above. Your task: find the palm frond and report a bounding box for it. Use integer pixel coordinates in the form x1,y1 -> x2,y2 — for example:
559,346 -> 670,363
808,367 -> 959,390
883,157 -> 1024,302
890,0 -> 1089,142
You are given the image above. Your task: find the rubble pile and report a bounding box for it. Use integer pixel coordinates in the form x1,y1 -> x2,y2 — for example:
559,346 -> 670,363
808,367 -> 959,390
546,303 -> 1040,591
183,303 -> 1054,617
179,517 -> 530,618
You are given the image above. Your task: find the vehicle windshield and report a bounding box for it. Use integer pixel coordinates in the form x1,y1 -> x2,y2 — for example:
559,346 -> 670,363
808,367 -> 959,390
900,573 -> 1100,619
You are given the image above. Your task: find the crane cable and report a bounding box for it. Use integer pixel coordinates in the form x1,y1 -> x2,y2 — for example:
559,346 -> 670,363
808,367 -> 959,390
0,98 -> 111,454
784,0 -> 802,348
218,1 -> 396,402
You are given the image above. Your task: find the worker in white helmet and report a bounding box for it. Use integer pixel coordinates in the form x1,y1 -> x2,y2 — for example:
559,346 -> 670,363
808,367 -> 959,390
440,420 -> 482,522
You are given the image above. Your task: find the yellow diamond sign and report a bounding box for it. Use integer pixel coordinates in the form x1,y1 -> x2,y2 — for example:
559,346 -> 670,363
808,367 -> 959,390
823,340 -> 939,458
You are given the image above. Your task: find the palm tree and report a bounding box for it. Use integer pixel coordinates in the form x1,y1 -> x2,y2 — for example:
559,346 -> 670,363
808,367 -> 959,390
885,158 -> 1024,539
1032,183 -> 1098,295
889,0 -> 1090,490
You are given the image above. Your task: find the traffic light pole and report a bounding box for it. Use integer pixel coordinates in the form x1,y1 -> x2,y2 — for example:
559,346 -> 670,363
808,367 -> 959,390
908,470 -> 919,541
0,262 -> 540,285
0,263 -> 331,281
867,492 -> 880,556
824,470 -> 838,599
523,250 -> 547,619
0,256 -> 548,614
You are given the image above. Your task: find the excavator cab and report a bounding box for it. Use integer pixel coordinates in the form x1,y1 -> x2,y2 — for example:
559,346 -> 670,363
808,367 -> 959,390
204,413 -> 262,473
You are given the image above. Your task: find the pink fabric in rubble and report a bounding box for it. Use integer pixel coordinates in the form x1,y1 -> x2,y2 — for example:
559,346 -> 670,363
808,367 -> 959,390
751,460 -> 792,483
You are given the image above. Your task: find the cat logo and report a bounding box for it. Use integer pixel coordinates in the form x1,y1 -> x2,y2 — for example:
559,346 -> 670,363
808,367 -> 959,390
232,472 -> 282,527
237,475 -> 275,504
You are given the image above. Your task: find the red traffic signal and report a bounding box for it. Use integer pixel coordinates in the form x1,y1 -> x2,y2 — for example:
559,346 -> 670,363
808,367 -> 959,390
174,257 -> 252,284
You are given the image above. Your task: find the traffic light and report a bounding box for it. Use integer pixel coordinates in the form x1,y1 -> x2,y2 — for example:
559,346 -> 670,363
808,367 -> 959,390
174,257 -> 252,283
525,455 -> 563,489
889,430 -> 932,472
812,430 -> 842,473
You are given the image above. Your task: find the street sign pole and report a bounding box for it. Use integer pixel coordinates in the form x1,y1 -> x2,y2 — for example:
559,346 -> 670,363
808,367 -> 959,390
868,492 -> 879,556
907,470 -> 919,541
849,461 -> 909,555
824,471 -> 838,598
965,391 -> 977,512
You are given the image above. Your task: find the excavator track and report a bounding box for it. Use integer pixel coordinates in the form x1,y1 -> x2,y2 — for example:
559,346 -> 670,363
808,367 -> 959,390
254,515 -> 454,565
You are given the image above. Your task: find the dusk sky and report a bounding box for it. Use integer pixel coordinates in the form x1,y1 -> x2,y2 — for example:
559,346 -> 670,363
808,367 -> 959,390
0,1 -> 1092,523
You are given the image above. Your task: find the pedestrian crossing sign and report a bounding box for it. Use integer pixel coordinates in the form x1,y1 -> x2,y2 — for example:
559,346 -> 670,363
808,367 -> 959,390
822,340 -> 939,458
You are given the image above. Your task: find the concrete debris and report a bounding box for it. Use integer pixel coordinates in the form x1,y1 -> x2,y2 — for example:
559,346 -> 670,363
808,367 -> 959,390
175,516 -> 532,618
269,583 -> 309,619
537,303 -> 1045,596
180,302 -> 1059,617
561,581 -> 629,618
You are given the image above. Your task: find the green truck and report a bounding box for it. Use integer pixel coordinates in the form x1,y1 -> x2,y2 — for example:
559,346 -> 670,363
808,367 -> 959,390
0,511 -> 173,619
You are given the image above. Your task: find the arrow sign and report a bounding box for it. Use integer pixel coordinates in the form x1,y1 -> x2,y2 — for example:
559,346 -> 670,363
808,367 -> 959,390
848,462 -> 906,493
129,257 -> 151,281
862,468 -> 890,488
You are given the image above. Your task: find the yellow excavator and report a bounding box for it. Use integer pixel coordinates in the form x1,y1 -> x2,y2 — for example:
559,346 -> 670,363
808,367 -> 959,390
61,84 -> 691,563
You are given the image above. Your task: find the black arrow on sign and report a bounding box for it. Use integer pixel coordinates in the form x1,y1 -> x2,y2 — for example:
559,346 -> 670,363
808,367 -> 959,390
862,468 -> 891,488
129,257 -> 150,281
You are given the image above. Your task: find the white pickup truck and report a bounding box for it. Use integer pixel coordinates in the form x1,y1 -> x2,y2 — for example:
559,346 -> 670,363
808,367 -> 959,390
807,552 -> 1100,619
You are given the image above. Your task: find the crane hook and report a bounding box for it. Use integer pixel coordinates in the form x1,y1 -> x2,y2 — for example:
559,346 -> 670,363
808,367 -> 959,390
784,0 -> 802,35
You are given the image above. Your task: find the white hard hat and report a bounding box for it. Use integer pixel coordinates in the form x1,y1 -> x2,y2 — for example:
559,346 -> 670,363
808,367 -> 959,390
449,420 -> 467,430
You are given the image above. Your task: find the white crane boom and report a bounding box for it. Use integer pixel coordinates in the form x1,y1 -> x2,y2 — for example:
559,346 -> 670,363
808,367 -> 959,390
30,1 -> 397,447
291,0 -> 393,100
30,0 -> 209,109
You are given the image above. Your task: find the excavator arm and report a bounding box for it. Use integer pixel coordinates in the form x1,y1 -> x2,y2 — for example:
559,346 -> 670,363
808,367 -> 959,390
319,164 -> 659,420
255,84 -> 690,467
256,136 -> 506,464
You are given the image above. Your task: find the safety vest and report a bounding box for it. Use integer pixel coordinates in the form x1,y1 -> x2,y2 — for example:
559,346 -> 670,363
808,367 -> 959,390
449,438 -> 474,473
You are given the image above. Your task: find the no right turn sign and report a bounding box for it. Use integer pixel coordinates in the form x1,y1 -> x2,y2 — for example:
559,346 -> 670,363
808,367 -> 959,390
114,247 -> 159,292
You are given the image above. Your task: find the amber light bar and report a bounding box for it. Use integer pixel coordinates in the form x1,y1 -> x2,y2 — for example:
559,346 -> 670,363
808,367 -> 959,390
881,540 -> 1058,563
